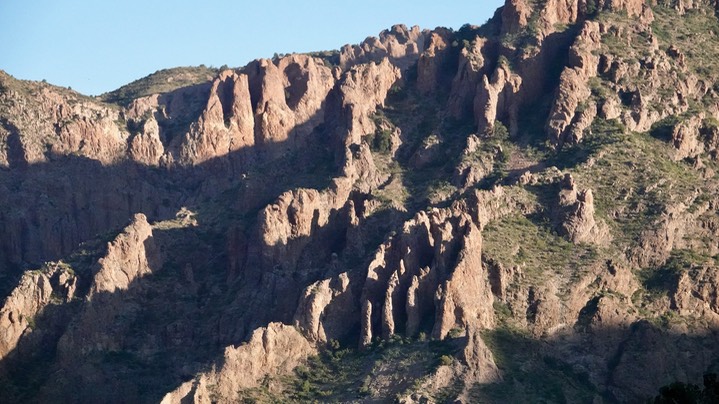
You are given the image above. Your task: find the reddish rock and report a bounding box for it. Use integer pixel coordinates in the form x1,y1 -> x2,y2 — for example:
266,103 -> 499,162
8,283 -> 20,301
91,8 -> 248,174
161,323 -> 316,403
0,262 -> 76,360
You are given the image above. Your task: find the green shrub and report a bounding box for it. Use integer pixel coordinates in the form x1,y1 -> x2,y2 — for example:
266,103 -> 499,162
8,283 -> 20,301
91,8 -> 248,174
493,121 -> 510,139
371,129 -> 393,154
448,328 -> 463,338
358,375 -> 371,396
439,355 -> 454,366
584,0 -> 598,15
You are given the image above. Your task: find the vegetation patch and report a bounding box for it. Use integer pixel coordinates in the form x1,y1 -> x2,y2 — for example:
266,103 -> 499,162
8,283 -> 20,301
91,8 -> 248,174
483,213 -> 600,285
100,66 -> 218,105
237,336 -> 460,403
474,327 -> 599,403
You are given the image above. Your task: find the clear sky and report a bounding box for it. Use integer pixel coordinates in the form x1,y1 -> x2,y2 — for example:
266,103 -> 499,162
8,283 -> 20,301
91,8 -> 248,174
0,1 -> 504,96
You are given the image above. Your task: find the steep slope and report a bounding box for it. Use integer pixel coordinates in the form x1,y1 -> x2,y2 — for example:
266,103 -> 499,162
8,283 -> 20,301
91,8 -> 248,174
3,0 -> 719,402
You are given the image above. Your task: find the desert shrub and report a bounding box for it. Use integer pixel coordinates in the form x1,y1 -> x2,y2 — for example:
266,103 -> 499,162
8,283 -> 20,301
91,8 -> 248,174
439,355 -> 454,366
371,129 -> 393,154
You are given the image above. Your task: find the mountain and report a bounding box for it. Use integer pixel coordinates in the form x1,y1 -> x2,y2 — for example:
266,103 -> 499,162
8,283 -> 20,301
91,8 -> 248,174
2,0 -> 719,402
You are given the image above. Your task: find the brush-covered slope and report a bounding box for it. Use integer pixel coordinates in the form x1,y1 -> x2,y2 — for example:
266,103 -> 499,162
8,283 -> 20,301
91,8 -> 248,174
3,0 -> 719,402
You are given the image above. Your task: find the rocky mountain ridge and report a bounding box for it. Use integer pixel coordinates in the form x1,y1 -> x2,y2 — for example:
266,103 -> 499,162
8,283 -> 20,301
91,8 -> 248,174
3,0 -> 719,402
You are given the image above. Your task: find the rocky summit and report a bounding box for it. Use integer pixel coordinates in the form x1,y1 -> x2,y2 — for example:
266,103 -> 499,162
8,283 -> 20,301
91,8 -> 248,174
3,0 -> 719,402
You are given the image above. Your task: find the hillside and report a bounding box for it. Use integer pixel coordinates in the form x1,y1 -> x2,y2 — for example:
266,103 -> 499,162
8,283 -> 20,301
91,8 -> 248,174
2,0 -> 719,402
99,66 -> 219,105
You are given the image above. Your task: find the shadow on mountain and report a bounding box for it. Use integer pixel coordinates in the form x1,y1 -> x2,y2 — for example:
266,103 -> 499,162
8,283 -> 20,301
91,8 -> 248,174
3,15 -> 712,402
0,93 -> 416,402
0,111 -> 337,296
471,322 -> 719,403
0,118 -> 27,169
7,208 -> 719,404
0,194 -> 402,402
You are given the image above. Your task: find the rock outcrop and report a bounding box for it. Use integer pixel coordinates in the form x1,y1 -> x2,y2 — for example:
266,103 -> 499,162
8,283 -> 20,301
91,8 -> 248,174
432,221 -> 495,338
0,73 -> 129,166
555,174 -> 609,245
629,201 -> 707,269
56,214 -> 160,359
88,213 -> 158,296
245,55 -> 335,151
0,262 -> 76,360
546,21 -> 601,146
335,58 -> 401,146
178,70 -> 255,165
447,37 -> 490,120
358,209 -> 485,345
291,187 -> 520,353
668,114 -> 719,162
293,272 -> 359,343
161,323 -> 315,404
416,29 -> 453,94
657,0 -> 718,14
474,62 -> 522,134
501,0 -> 532,35
673,265 -> 719,324
502,0 -> 650,37
127,114 -> 164,166
339,24 -> 427,71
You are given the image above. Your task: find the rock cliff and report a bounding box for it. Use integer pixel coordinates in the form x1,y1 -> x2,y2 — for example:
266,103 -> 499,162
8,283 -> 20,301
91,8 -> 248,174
0,262 -> 76,360
3,0 -> 719,402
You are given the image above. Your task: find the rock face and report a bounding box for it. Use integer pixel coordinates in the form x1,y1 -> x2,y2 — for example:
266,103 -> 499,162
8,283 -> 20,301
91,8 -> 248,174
162,323 -> 315,404
88,214 -> 158,296
339,24 -> 427,70
554,174 -> 609,244
546,21 -> 601,147
335,58 -> 401,146
291,187 -> 519,350
474,62 -> 522,134
5,0 -> 719,402
55,214 -> 160,360
0,263 -> 76,360
178,70 -> 255,165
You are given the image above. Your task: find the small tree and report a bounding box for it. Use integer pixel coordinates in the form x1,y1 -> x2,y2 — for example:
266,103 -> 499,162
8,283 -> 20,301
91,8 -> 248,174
372,129 -> 393,154
584,0 -> 598,15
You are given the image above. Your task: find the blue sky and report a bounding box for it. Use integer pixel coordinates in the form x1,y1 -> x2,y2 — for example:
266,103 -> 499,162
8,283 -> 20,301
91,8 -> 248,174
0,1 -> 504,95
